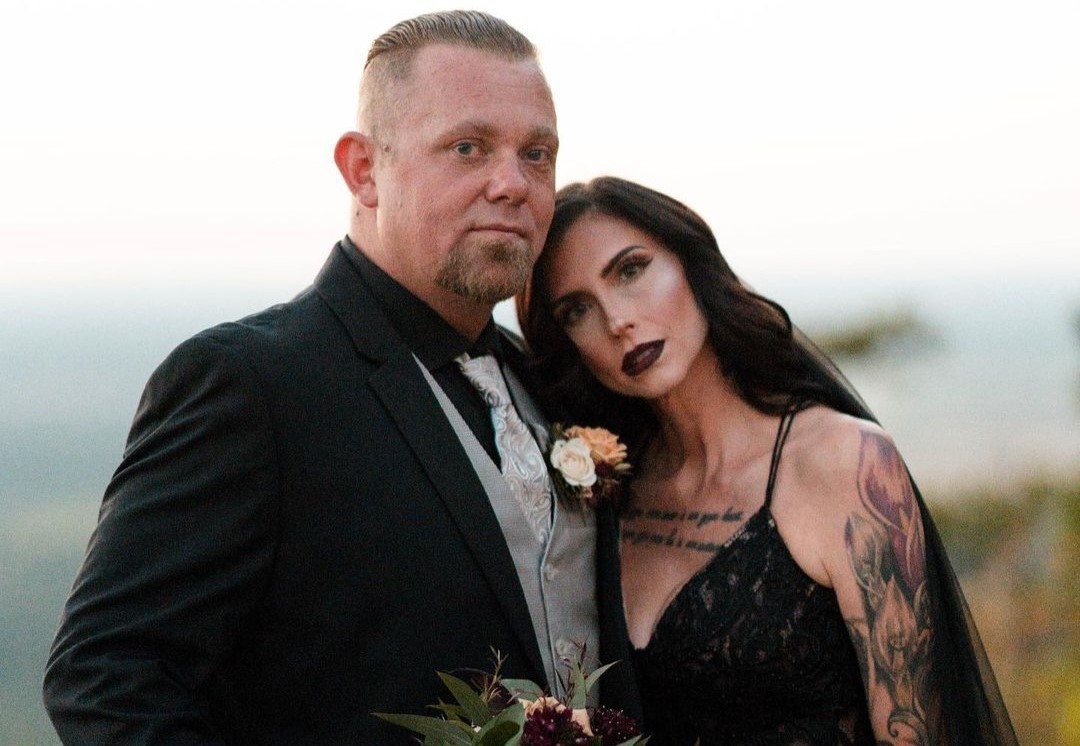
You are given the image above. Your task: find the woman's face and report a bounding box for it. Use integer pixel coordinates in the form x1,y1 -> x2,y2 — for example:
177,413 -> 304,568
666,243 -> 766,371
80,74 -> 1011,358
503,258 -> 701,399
544,212 -> 711,400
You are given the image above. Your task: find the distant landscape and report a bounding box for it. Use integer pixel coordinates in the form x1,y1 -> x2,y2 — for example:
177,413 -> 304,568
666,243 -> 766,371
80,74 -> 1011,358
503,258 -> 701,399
2,275 -> 1076,745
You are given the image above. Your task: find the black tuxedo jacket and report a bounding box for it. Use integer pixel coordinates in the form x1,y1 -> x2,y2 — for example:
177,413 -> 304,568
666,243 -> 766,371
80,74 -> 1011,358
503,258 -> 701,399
44,243 -> 640,745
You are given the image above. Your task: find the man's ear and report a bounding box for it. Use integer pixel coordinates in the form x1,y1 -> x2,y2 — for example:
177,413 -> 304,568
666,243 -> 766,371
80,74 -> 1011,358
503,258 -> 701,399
334,131 -> 379,208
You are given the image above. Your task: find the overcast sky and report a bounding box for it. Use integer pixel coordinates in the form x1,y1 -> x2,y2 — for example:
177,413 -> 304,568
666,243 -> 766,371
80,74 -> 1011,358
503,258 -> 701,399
2,0 -> 1077,304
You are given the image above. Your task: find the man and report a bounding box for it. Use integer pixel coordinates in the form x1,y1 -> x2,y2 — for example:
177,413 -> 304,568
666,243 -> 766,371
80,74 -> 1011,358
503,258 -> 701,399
43,11 -> 638,745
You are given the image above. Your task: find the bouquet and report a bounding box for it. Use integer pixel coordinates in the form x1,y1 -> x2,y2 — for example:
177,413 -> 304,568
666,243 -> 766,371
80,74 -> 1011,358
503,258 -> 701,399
375,652 -> 647,745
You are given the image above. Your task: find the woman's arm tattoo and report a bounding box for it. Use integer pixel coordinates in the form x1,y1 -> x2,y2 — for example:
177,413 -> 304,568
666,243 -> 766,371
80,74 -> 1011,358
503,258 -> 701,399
844,430 -> 934,744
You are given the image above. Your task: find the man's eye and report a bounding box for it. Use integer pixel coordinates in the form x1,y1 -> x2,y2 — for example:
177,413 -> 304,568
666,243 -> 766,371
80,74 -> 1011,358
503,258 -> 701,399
454,142 -> 478,156
524,147 -> 553,164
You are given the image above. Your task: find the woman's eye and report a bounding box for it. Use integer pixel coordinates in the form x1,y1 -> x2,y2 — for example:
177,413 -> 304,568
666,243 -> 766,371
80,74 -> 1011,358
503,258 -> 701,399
556,299 -> 590,328
617,257 -> 650,281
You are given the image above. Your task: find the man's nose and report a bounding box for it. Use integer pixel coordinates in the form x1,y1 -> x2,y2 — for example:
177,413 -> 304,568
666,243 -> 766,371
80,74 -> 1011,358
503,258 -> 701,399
485,153 -> 529,203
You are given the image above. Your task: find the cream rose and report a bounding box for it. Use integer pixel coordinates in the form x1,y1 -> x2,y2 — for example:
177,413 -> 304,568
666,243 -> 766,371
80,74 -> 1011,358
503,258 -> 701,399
549,437 -> 597,487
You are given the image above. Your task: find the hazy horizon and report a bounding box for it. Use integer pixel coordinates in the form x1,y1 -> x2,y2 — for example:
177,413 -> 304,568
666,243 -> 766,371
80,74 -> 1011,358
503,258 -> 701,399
3,0 -> 1077,296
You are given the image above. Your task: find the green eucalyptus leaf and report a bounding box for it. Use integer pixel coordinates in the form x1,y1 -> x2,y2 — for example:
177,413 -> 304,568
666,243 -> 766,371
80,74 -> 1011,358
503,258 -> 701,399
582,661 -> 618,693
474,707 -> 524,746
568,664 -> 588,708
474,721 -> 520,746
488,702 -> 526,728
373,713 -> 475,745
431,702 -> 468,720
498,677 -> 545,701
437,672 -> 493,725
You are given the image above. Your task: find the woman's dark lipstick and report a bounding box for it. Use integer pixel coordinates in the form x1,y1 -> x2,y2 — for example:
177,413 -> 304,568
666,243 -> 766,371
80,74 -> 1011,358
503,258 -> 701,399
621,341 -> 664,376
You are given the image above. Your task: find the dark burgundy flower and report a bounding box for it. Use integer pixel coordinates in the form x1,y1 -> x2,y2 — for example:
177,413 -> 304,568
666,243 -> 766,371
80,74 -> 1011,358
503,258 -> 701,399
591,706 -> 641,744
521,704 -> 591,746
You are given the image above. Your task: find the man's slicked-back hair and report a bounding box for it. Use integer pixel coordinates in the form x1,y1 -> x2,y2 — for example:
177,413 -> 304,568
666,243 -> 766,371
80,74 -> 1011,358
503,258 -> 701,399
365,10 -> 536,70
359,10 -> 540,137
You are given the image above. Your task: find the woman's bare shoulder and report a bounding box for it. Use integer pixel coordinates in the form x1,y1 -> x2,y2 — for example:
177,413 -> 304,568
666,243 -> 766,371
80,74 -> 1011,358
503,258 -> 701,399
773,406 -> 917,588
782,406 -> 900,515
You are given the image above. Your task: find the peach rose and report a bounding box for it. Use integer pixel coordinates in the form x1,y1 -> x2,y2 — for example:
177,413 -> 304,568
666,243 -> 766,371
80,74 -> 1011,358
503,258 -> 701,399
565,426 -> 627,465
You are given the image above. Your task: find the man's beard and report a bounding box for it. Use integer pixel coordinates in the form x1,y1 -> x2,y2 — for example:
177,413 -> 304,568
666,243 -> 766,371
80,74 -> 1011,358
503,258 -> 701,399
436,238 -> 534,305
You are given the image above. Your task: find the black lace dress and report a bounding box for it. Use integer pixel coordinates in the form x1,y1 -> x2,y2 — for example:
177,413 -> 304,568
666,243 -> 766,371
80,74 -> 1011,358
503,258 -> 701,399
631,409 -> 875,746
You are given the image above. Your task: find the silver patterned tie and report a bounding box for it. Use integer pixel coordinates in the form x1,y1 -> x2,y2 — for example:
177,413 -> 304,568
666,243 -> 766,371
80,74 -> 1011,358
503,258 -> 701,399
456,353 -> 552,544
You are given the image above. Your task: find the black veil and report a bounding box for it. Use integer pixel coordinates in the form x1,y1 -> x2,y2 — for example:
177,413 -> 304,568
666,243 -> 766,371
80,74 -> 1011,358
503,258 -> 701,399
793,328 -> 1019,745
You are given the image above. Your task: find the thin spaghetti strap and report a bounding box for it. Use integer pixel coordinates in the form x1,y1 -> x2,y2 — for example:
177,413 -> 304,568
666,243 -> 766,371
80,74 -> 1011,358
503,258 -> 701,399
764,401 -> 807,508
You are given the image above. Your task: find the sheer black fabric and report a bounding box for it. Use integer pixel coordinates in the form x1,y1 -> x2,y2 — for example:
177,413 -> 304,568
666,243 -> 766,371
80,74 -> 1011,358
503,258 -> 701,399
633,408 -> 875,745
791,330 -> 1018,745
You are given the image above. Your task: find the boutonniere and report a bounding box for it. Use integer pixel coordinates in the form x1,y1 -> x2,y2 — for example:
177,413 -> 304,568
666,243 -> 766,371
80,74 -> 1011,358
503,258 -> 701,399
548,424 -> 632,509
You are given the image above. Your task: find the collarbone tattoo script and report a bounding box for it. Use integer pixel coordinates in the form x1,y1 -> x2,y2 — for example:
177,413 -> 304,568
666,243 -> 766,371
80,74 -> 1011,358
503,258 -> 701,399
621,506 -> 745,553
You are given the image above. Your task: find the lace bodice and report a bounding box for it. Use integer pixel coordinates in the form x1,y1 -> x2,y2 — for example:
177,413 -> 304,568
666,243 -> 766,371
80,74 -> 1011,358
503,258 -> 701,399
629,409 -> 874,745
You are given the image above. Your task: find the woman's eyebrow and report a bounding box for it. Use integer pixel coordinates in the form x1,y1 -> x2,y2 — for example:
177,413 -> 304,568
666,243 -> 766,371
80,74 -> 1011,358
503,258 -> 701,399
600,245 -> 644,278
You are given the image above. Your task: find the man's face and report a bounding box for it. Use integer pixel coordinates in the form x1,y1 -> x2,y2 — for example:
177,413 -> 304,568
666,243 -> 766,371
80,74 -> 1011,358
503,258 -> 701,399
370,44 -> 558,315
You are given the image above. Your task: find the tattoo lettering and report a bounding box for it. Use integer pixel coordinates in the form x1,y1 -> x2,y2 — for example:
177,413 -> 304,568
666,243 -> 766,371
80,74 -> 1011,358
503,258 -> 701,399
844,430 -> 933,745
620,527 -> 732,553
621,507 -> 744,554
621,506 -> 743,526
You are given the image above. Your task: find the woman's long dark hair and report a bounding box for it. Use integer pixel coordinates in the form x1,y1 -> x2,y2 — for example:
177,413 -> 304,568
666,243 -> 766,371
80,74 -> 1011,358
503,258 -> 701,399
517,176 -> 1019,746
517,176 -> 862,449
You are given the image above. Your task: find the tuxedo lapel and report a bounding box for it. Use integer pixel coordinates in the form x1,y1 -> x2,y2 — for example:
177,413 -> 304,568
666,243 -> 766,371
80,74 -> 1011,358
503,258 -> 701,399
313,244 -> 547,682
368,352 -> 547,681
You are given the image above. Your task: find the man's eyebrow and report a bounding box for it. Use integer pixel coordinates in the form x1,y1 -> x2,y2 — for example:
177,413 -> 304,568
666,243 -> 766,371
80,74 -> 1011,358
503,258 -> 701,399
527,126 -> 559,148
440,121 -> 558,147
440,120 -> 496,140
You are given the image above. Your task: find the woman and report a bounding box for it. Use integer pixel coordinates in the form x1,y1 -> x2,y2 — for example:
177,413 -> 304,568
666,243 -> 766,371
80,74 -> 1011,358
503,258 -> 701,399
517,177 -> 1017,745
